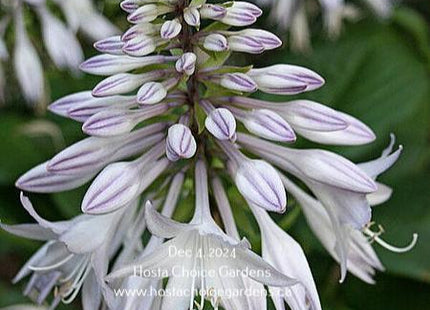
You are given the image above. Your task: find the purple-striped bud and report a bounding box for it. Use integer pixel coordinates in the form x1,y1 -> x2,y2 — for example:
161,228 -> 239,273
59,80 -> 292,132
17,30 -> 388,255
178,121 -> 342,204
220,73 -> 257,93
199,4 -> 227,19
82,150 -> 169,214
122,23 -> 160,41
127,4 -> 170,24
94,36 -> 124,55
16,161 -> 96,193
48,123 -> 165,175
232,29 -> 282,50
231,2 -> 263,17
248,65 -> 325,95
137,82 -> 167,105
49,91 -> 94,117
175,52 -> 197,75
278,100 -> 375,145
289,149 -> 378,193
278,100 -> 348,132
243,109 -> 296,142
160,19 -> 182,39
120,0 -> 139,13
122,35 -> 156,57
49,91 -> 136,121
80,55 -> 176,76
227,35 -> 264,54
205,108 -> 237,141
221,2 -> 261,26
82,104 -> 168,136
203,34 -> 229,51
92,72 -> 161,97
166,124 -> 197,161
235,159 -> 287,213
184,6 -> 201,27
67,96 -> 137,122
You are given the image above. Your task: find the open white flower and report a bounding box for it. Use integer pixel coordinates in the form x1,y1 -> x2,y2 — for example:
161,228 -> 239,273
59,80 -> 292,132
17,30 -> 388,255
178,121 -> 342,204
107,161 -> 296,310
1,193 -> 136,309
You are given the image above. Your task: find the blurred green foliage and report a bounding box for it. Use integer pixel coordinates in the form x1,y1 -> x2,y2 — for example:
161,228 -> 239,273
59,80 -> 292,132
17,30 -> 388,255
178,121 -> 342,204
0,2 -> 430,310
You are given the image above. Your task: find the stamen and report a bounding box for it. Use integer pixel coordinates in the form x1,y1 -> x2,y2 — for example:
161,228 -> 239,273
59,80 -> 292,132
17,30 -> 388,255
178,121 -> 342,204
364,227 -> 418,253
62,262 -> 92,304
189,233 -> 199,310
59,256 -> 88,283
29,253 -> 74,272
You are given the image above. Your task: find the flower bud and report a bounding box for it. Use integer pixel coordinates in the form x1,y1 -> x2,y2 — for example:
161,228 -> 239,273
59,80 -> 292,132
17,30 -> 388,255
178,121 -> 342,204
205,108 -> 236,141
278,100 -> 348,132
122,35 -> 156,57
227,35 -> 264,54
231,2 -> 263,17
80,55 -> 176,76
94,36 -> 124,55
49,91 -> 94,117
160,19 -> 182,39
243,109 -> 296,142
16,162 -> 95,193
297,112 -> 376,145
137,82 -> 167,105
82,104 -> 168,137
127,4 -> 160,24
199,4 -> 227,19
48,123 -> 165,175
120,0 -> 140,13
235,159 -> 287,213
184,6 -> 201,27
82,154 -> 169,214
220,73 -> 257,93
221,2 -> 262,26
175,52 -> 197,75
166,124 -> 197,161
92,73 -> 160,97
248,65 -> 325,95
67,96 -> 137,122
234,29 -> 282,50
203,34 -> 228,52
122,23 -> 160,41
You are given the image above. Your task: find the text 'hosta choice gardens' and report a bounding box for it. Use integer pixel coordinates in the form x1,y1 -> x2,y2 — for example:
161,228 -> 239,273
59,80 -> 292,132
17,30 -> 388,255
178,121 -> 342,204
2,0 -> 418,309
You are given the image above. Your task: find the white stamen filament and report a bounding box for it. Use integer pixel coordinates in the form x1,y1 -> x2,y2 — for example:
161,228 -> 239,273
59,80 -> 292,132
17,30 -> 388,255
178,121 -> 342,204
29,253 -> 75,272
59,256 -> 88,283
62,258 -> 92,304
364,227 -> 418,253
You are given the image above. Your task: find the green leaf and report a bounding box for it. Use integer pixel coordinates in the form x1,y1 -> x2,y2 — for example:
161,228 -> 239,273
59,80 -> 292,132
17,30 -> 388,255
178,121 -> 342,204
190,0 -> 206,6
0,114 -> 54,185
194,101 -> 207,134
201,80 -> 243,98
199,50 -> 232,69
208,65 -> 253,75
392,7 -> 430,66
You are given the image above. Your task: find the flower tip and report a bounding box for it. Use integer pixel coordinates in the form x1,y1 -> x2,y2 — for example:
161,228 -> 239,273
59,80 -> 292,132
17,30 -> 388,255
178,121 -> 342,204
166,124 -> 197,161
15,175 -> 29,191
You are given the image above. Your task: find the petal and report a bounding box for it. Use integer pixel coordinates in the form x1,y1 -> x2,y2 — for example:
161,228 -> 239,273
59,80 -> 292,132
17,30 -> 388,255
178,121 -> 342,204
145,201 -> 194,239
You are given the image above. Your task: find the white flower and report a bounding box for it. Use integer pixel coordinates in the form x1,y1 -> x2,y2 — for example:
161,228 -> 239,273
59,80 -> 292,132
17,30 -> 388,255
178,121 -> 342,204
13,7 -> 45,104
1,193 -> 135,308
38,7 -> 84,71
251,205 -> 321,310
107,161 -> 296,310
